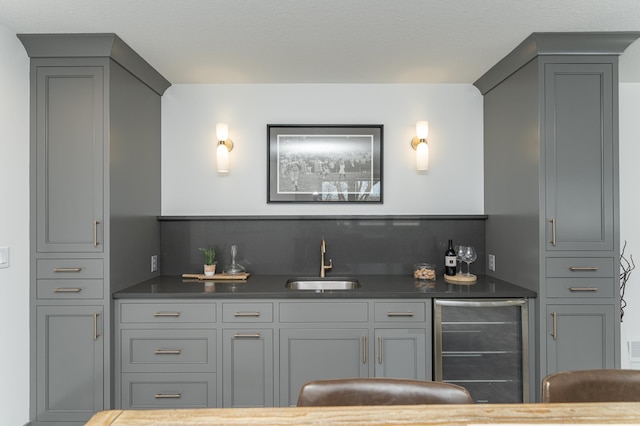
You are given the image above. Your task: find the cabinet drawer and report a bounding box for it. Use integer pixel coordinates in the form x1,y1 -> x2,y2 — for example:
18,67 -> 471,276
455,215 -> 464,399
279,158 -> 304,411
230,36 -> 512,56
374,302 -> 426,322
37,279 -> 103,299
120,302 -> 216,324
222,302 -> 273,323
121,329 -> 216,373
546,258 -> 614,277
546,278 -> 615,298
120,372 -> 216,409
279,302 -> 368,323
37,258 -> 103,279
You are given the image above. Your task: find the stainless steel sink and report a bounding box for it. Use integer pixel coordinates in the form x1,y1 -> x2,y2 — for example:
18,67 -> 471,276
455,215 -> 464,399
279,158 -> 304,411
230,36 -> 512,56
285,277 -> 360,291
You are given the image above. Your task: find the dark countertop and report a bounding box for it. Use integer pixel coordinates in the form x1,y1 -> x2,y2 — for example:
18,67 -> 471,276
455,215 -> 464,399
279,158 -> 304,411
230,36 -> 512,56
113,274 -> 536,299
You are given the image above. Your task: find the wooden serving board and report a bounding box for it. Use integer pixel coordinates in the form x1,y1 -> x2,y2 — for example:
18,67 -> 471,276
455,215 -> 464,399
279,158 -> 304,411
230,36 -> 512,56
444,273 -> 477,284
182,273 -> 250,281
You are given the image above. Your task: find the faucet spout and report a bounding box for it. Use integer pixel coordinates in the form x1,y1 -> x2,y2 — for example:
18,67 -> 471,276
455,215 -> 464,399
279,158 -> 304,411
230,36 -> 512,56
320,239 -> 333,277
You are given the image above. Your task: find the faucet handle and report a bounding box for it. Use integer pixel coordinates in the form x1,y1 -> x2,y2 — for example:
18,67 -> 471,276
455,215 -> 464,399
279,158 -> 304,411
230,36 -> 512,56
321,239 -> 326,253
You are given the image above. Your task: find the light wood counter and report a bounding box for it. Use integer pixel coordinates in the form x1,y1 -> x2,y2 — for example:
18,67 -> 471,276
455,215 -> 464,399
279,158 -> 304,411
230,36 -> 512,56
86,402 -> 640,425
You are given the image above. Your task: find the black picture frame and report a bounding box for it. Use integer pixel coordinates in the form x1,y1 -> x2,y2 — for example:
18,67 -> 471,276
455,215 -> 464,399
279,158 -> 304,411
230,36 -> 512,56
267,124 -> 383,203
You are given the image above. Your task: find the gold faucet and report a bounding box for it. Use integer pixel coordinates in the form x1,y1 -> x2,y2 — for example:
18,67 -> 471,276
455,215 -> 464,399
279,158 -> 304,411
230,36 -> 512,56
320,239 -> 333,277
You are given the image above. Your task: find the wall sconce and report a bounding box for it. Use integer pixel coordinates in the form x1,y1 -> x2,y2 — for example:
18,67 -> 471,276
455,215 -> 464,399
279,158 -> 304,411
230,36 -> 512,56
411,120 -> 429,171
216,123 -> 233,173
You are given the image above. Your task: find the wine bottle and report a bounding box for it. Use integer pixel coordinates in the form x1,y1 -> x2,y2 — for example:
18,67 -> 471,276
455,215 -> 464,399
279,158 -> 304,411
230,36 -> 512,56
445,239 -> 457,276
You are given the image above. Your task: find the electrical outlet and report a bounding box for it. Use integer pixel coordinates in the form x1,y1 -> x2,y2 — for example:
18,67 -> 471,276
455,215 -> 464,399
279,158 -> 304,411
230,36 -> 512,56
488,254 -> 496,271
151,255 -> 158,272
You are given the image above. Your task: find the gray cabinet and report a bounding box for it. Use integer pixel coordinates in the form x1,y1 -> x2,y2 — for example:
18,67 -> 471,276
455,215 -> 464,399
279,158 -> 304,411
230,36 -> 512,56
373,329 -> 426,379
35,305 -> 104,423
21,34 -> 170,424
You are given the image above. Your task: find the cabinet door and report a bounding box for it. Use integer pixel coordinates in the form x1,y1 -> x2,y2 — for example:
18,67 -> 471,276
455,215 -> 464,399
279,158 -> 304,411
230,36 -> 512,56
279,329 -> 368,406
36,305 -> 104,423
544,62 -> 614,251
546,304 -> 616,375
35,65 -> 104,253
223,329 -> 274,408
374,329 -> 427,380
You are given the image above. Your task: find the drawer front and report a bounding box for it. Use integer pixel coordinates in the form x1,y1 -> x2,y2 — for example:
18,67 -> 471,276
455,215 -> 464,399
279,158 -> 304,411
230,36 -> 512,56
120,302 -> 216,324
36,279 -> 103,299
121,329 -> 216,373
120,372 -> 216,409
546,278 -> 615,298
374,302 -> 426,322
279,302 -> 368,323
222,302 -> 273,323
37,258 -> 103,279
546,258 -> 614,277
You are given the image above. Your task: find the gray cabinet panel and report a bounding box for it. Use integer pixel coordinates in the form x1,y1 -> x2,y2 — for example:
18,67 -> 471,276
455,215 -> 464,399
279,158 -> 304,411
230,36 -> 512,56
120,372 -> 216,409
546,304 -> 616,374
279,328 -> 368,406
222,302 -> 274,323
119,301 -> 216,323
222,329 -> 274,407
36,305 -> 103,423
35,66 -> 104,253
37,279 -> 104,299
36,258 -> 104,278
374,329 -> 427,380
544,63 -> 614,251
279,301 -> 368,323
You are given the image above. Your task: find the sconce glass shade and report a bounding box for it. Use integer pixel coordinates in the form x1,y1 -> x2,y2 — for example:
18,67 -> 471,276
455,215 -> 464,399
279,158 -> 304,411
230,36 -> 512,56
416,121 -> 429,139
416,140 -> 429,171
217,141 -> 229,173
216,123 -> 229,141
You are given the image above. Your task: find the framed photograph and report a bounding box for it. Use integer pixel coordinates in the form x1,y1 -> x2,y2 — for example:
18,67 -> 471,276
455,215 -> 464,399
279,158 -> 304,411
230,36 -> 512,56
267,124 -> 383,203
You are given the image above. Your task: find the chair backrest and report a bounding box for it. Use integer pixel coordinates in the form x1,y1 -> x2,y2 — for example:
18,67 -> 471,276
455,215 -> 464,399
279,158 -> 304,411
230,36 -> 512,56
296,378 -> 473,406
542,369 -> 640,403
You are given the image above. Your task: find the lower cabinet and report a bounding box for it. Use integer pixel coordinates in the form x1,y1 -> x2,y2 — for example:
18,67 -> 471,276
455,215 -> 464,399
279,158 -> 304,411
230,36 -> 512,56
546,303 -> 616,374
373,329 -> 427,379
120,372 -> 216,409
35,305 -> 104,424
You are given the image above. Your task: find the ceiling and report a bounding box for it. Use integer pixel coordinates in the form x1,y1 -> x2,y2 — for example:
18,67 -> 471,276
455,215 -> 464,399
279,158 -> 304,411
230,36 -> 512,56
2,0 -> 640,84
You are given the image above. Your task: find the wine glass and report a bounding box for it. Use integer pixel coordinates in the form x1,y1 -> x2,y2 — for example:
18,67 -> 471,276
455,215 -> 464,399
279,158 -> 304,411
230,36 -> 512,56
455,245 -> 466,275
462,246 -> 477,276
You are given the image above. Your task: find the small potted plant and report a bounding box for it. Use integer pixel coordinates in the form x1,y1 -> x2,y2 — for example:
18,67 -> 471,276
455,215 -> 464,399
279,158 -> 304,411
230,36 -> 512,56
198,245 -> 216,276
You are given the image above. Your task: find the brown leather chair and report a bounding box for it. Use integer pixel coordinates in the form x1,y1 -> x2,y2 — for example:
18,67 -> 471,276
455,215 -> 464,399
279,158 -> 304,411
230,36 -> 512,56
542,369 -> 640,403
296,378 -> 473,406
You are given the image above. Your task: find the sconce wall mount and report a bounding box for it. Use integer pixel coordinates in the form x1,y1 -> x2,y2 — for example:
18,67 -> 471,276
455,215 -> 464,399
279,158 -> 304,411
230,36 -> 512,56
216,123 -> 233,173
411,120 -> 429,171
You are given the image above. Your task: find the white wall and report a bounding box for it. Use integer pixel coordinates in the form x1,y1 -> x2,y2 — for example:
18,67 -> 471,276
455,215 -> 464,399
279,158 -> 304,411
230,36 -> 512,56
0,24 -> 30,425
161,84 -> 484,215
619,83 -> 640,368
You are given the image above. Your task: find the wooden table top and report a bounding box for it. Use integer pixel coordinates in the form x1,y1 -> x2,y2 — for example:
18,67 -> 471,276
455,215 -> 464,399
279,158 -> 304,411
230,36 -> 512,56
86,402 -> 640,425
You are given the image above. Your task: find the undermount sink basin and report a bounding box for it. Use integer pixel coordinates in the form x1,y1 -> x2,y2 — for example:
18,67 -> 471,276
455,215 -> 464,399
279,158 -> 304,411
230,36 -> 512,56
285,277 -> 361,291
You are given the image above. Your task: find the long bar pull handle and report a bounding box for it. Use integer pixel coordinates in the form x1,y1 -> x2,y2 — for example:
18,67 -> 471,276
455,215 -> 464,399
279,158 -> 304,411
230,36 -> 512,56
549,219 -> 556,246
93,220 -> 100,247
550,312 -> 557,340
387,312 -> 414,317
234,333 -> 261,338
569,266 -> 599,272
362,336 -> 367,364
569,287 -> 598,292
93,312 -> 101,340
154,349 -> 182,355
154,393 -> 181,399
53,267 -> 82,273
153,312 -> 181,317
378,337 -> 383,365
234,312 -> 260,317
54,288 -> 82,293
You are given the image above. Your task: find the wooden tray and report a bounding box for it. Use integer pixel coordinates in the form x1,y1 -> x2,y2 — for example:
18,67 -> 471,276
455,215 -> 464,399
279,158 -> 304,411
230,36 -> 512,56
182,273 -> 250,281
444,273 -> 477,284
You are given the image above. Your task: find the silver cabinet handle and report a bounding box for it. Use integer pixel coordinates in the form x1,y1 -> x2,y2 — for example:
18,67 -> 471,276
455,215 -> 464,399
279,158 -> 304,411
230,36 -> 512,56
154,393 -> 181,399
93,220 -> 100,247
154,349 -> 182,355
550,312 -> 557,340
549,218 -> 557,246
153,312 -> 181,317
53,267 -> 82,273
362,336 -> 367,364
569,287 -> 598,292
54,288 -> 82,293
378,337 -> 383,365
387,312 -> 414,317
234,312 -> 260,317
569,266 -> 599,271
234,333 -> 261,338
93,312 -> 101,340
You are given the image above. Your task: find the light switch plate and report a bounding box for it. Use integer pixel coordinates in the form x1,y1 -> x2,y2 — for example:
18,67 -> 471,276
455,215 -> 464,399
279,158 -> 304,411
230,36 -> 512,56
0,246 -> 9,269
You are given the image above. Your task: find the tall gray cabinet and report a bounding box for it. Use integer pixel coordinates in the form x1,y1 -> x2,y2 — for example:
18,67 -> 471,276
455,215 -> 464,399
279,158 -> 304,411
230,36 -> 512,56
475,32 -> 640,400
20,34 -> 170,425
